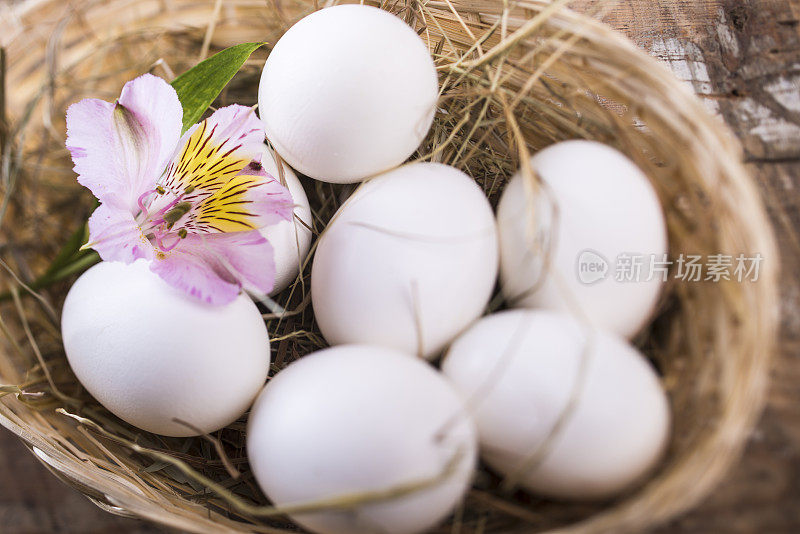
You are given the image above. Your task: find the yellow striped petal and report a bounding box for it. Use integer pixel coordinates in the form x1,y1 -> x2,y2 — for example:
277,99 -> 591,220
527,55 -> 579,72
161,120 -> 251,195
191,175 -> 263,233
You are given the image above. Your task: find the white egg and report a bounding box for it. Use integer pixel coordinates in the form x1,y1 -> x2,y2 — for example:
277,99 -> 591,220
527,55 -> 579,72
61,260 -> 271,437
258,5 -> 438,183
311,162 -> 498,359
441,309 -> 670,500
247,345 -> 477,534
498,140 -> 668,338
253,146 -> 313,297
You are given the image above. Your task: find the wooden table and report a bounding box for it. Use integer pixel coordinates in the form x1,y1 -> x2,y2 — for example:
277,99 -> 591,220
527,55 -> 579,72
1,1 -> 798,532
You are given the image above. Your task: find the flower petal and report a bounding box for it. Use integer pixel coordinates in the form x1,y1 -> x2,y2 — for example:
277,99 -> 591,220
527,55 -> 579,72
87,204 -> 155,263
66,74 -> 182,211
236,163 -> 296,227
117,74 -> 183,175
159,104 -> 265,197
184,164 -> 294,233
202,231 -> 277,294
150,248 -> 241,305
151,230 -> 275,304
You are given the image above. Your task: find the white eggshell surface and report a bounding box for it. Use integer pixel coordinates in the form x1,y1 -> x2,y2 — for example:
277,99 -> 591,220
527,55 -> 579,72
254,146 -> 313,297
247,345 -> 477,534
442,309 -> 670,500
61,260 -> 271,437
258,4 -> 438,183
311,162 -> 498,359
498,140 -> 668,338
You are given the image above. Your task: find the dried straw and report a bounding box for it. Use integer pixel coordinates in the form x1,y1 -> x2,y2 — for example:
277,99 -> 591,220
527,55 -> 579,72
0,0 -> 780,533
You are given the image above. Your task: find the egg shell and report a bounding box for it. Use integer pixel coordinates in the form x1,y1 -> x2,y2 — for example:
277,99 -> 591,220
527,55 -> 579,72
311,162 -> 498,359
497,140 -> 668,338
61,260 -> 271,437
258,4 -> 438,183
247,344 -> 477,534
253,146 -> 313,297
441,309 -> 670,500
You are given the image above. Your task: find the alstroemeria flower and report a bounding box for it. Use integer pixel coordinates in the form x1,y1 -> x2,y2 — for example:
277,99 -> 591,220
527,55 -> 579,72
66,73 -> 294,304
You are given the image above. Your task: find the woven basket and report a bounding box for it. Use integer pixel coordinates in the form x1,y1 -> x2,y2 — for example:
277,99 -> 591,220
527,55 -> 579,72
0,0 -> 780,533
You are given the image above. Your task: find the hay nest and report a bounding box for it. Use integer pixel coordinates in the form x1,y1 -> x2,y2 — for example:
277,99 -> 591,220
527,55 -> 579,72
0,0 -> 780,533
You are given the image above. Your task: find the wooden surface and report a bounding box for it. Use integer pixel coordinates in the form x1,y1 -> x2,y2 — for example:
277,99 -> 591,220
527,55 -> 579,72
1,0 -> 799,532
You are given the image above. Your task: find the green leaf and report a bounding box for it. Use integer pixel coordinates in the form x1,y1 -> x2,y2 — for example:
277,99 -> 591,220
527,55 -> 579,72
44,222 -> 90,277
43,252 -> 100,284
171,42 -> 267,133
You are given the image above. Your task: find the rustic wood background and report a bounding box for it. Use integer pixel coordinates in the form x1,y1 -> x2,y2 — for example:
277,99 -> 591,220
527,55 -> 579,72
0,0 -> 798,532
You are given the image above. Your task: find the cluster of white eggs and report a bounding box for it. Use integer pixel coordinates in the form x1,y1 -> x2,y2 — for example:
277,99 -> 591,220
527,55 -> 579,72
61,5 -> 671,534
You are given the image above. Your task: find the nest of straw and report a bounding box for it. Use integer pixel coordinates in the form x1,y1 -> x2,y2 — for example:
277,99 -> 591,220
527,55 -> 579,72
0,0 -> 780,532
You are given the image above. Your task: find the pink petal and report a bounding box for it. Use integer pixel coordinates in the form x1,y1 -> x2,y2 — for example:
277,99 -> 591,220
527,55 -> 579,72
201,104 -> 266,164
178,163 -> 295,234
237,163 -> 295,228
118,74 -> 183,176
66,74 -> 182,212
154,110 -> 290,234
151,231 -> 275,304
202,231 -> 277,293
162,104 -> 265,190
87,204 -> 155,263
149,248 -> 241,305
152,106 -> 268,237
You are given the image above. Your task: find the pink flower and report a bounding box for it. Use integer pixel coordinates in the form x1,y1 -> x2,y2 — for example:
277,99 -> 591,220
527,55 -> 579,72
66,73 -> 294,304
